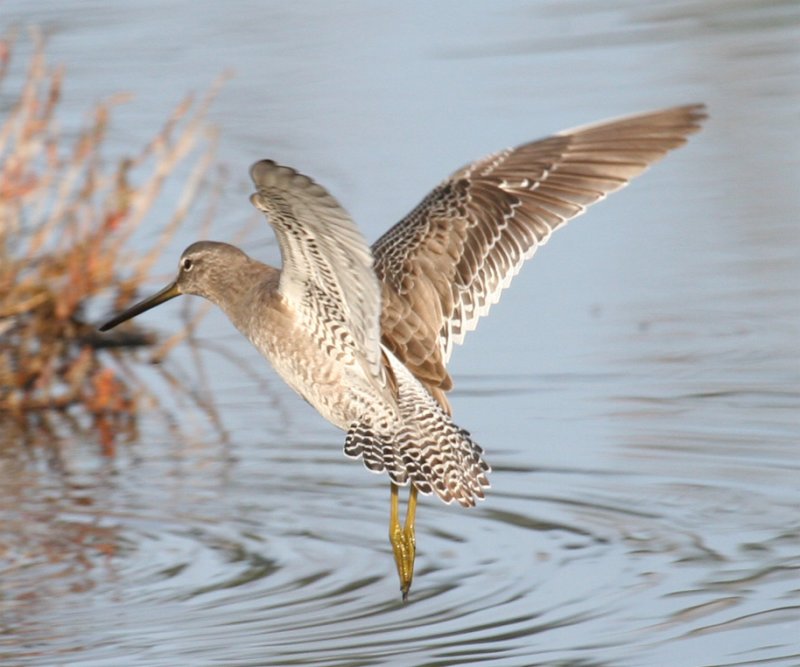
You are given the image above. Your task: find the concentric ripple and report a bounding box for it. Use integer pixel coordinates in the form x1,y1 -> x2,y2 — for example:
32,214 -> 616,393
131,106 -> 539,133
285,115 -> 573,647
3,363 -> 798,667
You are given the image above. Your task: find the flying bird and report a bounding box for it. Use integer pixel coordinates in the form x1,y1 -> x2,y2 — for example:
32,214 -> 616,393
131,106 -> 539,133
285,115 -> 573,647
100,104 -> 707,599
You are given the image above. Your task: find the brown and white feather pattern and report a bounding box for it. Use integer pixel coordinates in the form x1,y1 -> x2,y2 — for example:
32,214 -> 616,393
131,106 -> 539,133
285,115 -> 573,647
247,105 -> 705,507
250,160 -> 385,383
345,349 -> 490,507
250,161 -> 489,506
373,104 -> 707,391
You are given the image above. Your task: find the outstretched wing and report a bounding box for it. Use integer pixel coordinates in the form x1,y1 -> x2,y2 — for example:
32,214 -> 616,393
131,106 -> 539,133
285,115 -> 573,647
250,160 -> 383,381
373,104 -> 707,390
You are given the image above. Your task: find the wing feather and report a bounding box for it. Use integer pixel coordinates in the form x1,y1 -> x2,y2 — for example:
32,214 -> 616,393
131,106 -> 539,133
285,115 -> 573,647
250,160 -> 383,380
373,104 -> 707,389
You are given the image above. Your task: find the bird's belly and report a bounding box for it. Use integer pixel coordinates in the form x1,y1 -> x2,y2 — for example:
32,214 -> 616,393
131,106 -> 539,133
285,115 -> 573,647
249,326 -> 379,431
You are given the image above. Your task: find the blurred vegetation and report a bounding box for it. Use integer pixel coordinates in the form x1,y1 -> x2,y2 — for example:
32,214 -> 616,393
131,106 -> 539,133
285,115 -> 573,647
0,31 -> 227,451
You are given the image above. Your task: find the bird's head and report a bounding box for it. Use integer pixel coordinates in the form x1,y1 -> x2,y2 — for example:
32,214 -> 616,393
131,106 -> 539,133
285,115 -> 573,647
99,241 -> 250,331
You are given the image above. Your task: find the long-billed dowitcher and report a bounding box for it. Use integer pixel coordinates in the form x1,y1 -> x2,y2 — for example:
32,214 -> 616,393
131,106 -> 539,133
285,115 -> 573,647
100,104 -> 706,599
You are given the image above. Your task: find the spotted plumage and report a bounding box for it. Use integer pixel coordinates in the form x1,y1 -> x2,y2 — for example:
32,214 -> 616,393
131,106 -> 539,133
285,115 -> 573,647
99,104 -> 707,596
374,104 -> 708,394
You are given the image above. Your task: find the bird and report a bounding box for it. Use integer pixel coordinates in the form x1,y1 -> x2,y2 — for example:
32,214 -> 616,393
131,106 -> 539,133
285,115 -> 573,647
100,103 -> 706,599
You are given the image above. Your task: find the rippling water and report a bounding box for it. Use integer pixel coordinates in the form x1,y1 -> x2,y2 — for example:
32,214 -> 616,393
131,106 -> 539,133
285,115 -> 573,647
2,1 -> 799,665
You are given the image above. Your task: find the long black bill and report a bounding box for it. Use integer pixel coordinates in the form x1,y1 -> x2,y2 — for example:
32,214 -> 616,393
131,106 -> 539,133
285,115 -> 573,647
99,281 -> 181,331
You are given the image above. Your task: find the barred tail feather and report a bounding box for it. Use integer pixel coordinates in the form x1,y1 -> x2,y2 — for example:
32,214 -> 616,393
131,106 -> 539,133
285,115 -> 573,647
343,350 -> 491,507
344,423 -> 408,484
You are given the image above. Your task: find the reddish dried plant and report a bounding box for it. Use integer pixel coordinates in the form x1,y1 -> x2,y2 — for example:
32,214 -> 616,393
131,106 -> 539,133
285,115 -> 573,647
0,31 -> 226,450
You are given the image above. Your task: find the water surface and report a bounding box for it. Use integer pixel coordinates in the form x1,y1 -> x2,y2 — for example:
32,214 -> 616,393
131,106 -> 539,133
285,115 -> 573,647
2,1 -> 799,665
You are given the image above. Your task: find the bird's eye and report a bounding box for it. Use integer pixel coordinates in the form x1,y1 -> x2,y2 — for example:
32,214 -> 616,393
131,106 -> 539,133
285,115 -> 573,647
182,258 -> 193,271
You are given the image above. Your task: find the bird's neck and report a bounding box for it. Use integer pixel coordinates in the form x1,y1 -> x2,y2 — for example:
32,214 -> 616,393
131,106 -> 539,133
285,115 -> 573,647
209,261 -> 281,333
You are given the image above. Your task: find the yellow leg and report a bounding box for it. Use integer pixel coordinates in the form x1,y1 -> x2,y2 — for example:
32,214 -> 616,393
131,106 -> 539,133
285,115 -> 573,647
389,482 -> 418,600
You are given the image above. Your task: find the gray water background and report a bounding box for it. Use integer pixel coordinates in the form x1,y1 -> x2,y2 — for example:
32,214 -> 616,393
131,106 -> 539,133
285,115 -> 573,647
1,2 -> 799,665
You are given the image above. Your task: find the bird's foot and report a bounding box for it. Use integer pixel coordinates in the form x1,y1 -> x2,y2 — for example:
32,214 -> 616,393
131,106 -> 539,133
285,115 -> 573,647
390,521 -> 416,601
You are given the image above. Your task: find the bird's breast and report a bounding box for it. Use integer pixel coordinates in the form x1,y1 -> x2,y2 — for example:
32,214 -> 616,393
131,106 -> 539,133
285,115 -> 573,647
244,310 -> 392,432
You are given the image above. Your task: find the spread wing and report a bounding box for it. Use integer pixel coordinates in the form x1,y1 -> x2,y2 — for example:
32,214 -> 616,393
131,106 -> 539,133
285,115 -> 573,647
372,104 -> 707,390
250,160 -> 384,381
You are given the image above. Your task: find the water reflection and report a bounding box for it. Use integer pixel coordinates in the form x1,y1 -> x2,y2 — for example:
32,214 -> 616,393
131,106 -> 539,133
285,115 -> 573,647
4,359 -> 797,665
